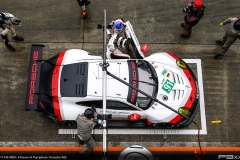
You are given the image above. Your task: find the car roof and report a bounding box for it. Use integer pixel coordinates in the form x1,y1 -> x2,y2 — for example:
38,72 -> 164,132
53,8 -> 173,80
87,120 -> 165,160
87,60 -> 130,100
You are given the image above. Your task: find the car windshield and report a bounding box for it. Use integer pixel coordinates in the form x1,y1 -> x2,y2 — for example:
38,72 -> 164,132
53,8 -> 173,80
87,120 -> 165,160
127,60 -> 158,109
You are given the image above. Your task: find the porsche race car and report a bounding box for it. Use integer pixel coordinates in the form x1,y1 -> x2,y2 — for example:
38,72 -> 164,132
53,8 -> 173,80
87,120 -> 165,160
25,45 -> 199,128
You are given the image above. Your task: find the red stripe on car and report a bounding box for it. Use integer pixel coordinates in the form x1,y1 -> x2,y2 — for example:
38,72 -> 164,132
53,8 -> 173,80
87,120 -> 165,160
167,52 -> 196,124
52,51 -> 66,122
167,52 -> 180,60
147,120 -> 153,125
183,69 -> 196,109
169,114 -> 183,124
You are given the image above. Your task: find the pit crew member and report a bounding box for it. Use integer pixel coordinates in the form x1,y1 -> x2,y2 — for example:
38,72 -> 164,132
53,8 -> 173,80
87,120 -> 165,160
0,12 -> 24,51
77,0 -> 90,18
107,18 -> 136,59
181,0 -> 205,38
215,18 -> 240,59
76,108 -> 97,155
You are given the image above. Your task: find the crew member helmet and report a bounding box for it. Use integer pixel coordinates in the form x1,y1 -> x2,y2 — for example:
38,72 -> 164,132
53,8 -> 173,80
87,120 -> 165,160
234,19 -> 240,30
84,108 -> 95,119
114,19 -> 123,32
193,0 -> 203,9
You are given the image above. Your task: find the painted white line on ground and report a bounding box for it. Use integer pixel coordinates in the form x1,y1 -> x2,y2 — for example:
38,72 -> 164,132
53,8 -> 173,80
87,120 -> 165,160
0,142 -> 239,147
183,59 -> 207,135
58,59 -> 207,135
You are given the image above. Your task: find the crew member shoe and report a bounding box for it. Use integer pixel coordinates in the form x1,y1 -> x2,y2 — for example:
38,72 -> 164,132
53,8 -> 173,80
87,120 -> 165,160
216,40 -> 224,45
181,34 -> 190,38
13,35 -> 24,41
215,54 -> 223,59
82,11 -> 87,18
7,44 -> 16,51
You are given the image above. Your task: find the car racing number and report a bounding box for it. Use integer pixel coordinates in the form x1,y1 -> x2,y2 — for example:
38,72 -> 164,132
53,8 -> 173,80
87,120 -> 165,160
162,79 -> 175,94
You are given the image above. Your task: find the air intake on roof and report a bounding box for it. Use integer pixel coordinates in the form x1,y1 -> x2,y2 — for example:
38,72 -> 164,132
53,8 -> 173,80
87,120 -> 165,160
76,64 -> 85,75
75,84 -> 84,95
60,62 -> 88,97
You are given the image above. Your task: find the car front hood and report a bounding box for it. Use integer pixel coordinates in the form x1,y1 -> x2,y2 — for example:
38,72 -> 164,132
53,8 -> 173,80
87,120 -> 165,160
143,62 -> 196,123
154,63 -> 192,108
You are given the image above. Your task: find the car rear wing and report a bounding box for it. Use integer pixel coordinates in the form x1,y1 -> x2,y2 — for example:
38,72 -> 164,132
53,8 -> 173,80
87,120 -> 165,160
25,44 -> 44,111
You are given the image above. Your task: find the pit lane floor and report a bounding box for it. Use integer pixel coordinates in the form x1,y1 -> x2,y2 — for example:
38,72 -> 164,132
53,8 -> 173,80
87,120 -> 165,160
1,0 -> 240,158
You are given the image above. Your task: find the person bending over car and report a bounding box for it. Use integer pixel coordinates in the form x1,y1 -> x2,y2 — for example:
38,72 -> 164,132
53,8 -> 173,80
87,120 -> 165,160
0,12 -> 24,51
76,108 -> 97,156
107,18 -> 137,59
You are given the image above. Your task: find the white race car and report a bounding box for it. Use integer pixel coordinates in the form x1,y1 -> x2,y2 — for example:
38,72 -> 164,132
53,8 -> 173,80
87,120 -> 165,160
25,45 -> 199,128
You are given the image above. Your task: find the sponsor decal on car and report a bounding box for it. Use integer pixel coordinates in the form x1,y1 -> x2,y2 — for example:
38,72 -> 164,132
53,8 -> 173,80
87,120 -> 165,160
162,69 -> 167,76
25,45 -> 44,111
28,50 -> 38,104
162,79 -> 175,94
162,69 -> 171,78
167,73 -> 171,78
127,60 -> 138,104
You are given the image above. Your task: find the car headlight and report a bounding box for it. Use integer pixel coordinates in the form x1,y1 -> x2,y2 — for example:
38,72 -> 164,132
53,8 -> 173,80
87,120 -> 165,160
176,60 -> 187,69
178,107 -> 189,116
